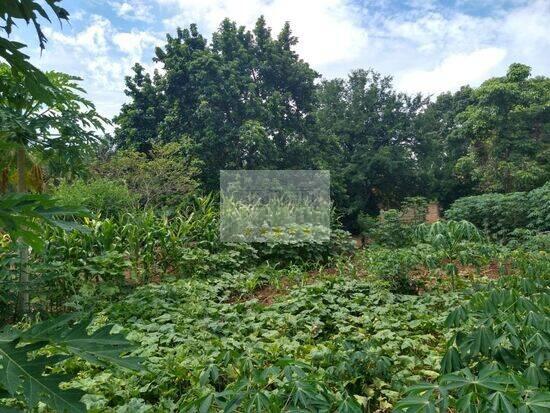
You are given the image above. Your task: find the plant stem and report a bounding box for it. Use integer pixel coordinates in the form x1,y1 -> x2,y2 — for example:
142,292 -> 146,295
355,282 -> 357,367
16,145 -> 30,318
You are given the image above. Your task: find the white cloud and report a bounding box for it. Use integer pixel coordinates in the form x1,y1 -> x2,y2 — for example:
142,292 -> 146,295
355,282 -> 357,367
112,31 -> 160,61
154,0 -> 548,93
397,47 -> 507,95
111,1 -> 152,22
35,16 -> 163,123
44,15 -> 112,54
26,0 -> 549,122
157,0 -> 369,67
366,0 -> 549,95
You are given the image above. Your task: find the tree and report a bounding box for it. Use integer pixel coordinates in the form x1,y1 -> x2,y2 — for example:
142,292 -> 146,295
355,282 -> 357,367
114,17 -> 319,190
0,65 -> 107,188
315,69 -> 426,229
414,86 -> 476,206
93,139 -> 201,208
0,64 -> 107,315
453,63 -> 549,193
113,63 -> 165,153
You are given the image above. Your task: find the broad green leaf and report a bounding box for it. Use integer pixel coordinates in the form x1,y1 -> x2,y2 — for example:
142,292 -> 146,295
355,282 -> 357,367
394,395 -> 436,413
521,392 -> 550,413
22,318 -> 141,371
488,391 -> 515,413
440,347 -> 462,374
0,340 -> 86,412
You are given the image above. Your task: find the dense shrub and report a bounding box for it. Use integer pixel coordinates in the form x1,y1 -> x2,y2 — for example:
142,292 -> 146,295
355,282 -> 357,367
527,183 -> 550,232
445,182 -> 550,240
254,228 -> 355,267
361,245 -> 428,293
52,178 -> 137,217
506,228 -> 550,252
93,141 -> 200,208
358,209 -> 414,247
0,195 -> 354,318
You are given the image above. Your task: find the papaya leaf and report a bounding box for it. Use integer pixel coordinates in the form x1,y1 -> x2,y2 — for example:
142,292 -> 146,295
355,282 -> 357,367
21,315 -> 141,371
0,339 -> 86,412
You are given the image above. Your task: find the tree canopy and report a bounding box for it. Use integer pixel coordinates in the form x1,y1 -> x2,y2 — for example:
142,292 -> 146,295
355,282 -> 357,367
112,17 -> 549,228
452,63 -> 549,193
114,17 -> 319,190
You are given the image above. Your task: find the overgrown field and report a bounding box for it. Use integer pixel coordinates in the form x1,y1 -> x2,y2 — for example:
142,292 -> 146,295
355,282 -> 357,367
1,3 -> 549,411
2,195 -> 548,412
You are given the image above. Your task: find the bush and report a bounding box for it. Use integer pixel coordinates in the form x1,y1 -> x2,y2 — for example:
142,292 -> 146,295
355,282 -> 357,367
506,228 -> 550,252
361,246 -> 427,293
93,141 -> 200,208
358,209 -> 413,248
445,182 -> 550,240
52,178 -> 137,217
254,228 -> 355,267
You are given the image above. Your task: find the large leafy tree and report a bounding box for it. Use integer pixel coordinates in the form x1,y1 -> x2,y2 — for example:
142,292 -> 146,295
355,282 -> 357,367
315,69 -> 426,227
452,63 -> 550,193
114,17 -> 319,190
414,86 -> 476,206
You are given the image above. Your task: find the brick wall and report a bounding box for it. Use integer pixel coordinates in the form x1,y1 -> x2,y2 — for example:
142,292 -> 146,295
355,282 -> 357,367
379,201 -> 440,223
425,202 -> 440,223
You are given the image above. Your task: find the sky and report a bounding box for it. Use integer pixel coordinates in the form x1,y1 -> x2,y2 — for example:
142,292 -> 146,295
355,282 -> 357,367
15,0 -> 550,122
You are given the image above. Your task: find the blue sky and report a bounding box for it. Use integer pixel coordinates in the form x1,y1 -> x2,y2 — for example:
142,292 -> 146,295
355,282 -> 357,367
15,0 -> 550,121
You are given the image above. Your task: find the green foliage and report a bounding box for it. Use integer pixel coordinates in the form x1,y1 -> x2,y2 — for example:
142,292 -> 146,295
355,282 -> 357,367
452,64 -> 550,193
375,211 -> 409,246
0,313 -> 140,412
76,272 -> 463,412
1,196 -> 352,318
414,87 -> 476,206
396,250 -> 550,412
254,228 -> 354,268
52,178 -> 138,217
0,193 -> 84,250
316,70 -> 425,224
360,245 -> 427,293
414,220 -> 483,249
113,19 -> 549,222
507,229 -> 550,252
359,209 -> 414,248
0,0 -> 69,101
93,140 -> 200,208
220,194 -> 331,243
401,197 -> 429,225
414,220 -> 485,289
2,8 -> 549,412
114,18 -> 318,190
445,182 -> 550,240
0,63 -> 107,158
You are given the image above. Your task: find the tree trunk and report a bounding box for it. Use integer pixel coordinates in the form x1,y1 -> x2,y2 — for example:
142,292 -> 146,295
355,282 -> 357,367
15,146 -> 30,318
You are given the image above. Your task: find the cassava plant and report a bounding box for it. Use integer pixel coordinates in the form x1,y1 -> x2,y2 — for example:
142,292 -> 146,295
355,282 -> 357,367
414,220 -> 483,289
396,252 -> 550,412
